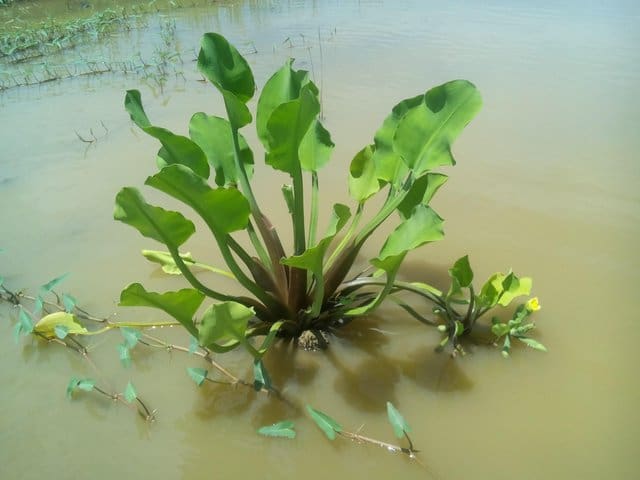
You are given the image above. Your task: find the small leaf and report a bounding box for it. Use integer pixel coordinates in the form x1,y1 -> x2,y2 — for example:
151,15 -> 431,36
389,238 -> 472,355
306,405 -> 342,440
386,401 -> 411,439
33,295 -> 43,314
18,308 -> 34,334
258,421 -> 296,439
253,359 -> 272,391
41,272 -> 69,293
120,327 -> 141,349
67,378 -> 95,398
123,382 -> 137,403
518,337 -> 547,352
54,325 -> 69,339
188,336 -> 198,354
491,323 -> 510,338
449,255 -> 474,288
62,293 -> 77,313
118,343 -> 131,368
187,367 -> 208,386
453,320 -> 464,337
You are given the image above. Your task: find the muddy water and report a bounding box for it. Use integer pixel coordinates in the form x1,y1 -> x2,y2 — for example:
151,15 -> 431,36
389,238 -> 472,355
1,1 -> 639,479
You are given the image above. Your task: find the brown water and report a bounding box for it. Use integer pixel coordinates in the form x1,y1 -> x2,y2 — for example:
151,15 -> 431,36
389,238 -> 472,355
1,1 -> 639,479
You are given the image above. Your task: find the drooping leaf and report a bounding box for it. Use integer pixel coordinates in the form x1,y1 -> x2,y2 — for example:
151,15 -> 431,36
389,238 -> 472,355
306,405 -> 342,440
449,255 -> 474,288
145,164 -> 250,235
124,90 -> 210,178
256,321 -> 284,357
253,359 -> 272,391
258,420 -> 296,439
394,80 -> 482,175
348,144 -> 381,202
141,250 -> 235,279
62,293 -> 77,313
18,308 -> 34,335
222,89 -> 253,129
117,343 -> 131,368
378,205 -> 444,260
386,401 -> 411,439
197,32 -> 255,102
187,367 -> 208,386
189,113 -> 254,186
397,173 -> 448,219
120,327 -> 141,349
198,301 -> 255,353
33,312 -> 88,339
114,187 -> 195,248
119,283 -> 204,338
41,272 -> 69,293
123,382 -> 137,403
518,337 -> 547,352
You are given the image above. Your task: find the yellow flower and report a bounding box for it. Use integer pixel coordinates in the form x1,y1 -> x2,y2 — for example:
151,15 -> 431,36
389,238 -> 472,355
525,297 -> 541,312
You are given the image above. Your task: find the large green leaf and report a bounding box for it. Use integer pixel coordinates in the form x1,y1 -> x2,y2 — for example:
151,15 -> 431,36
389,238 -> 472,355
306,405 -> 342,441
119,283 -> 204,337
114,187 -> 195,247
386,401 -> 411,439
33,312 -> 88,339
198,301 -> 255,354
188,113 -> 254,186
394,80 -> 482,175
264,84 -> 320,175
299,120 -> 334,172
397,172 -> 448,219
197,32 -> 255,102
478,272 -> 532,308
257,420 -> 296,439
348,144 -> 381,202
379,205 -> 444,260
256,59 -> 311,146
145,164 -> 250,235
371,93 -> 423,185
124,90 -> 209,178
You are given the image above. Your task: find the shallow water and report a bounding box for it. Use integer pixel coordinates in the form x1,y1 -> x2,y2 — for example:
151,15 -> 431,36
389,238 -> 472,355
1,1 -> 639,479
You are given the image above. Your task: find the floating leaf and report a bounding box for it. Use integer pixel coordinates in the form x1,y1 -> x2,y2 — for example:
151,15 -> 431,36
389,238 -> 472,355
117,343 -> 131,368
518,337 -> 547,352
123,382 -> 137,403
62,293 -> 77,313
41,272 -> 69,293
306,405 -> 342,440
120,327 -> 141,349
33,312 -> 88,339
67,377 -> 95,399
386,401 -> 411,439
258,421 -> 296,439
253,359 -> 272,391
187,367 -> 208,386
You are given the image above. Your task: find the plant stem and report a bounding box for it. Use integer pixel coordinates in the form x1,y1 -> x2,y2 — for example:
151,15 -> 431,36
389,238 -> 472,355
308,171 -> 320,248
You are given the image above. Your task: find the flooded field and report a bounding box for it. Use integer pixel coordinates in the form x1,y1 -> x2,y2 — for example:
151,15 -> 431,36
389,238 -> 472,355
1,1 -> 639,479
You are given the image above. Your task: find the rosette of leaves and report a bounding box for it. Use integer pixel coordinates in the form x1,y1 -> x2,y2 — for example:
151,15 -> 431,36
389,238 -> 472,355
114,32 -> 482,358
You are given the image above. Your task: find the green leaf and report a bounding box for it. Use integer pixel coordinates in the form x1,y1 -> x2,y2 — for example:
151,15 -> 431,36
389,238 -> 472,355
187,367 -> 208,386
120,327 -> 141,349
256,59 -> 313,146
145,164 -> 250,235
253,359 -> 272,391
449,255 -> 473,288
198,32 -> 255,102
114,187 -> 195,247
125,90 -> 210,178
454,320 -> 464,337
54,325 -> 69,339
62,293 -> 76,313
397,172 -> 448,219
348,144 -> 381,202
222,90 -> 253,129
299,119 -> 334,171
258,421 -> 296,439
394,80 -> 482,175
67,378 -> 95,399
256,321 -> 284,357
198,301 -> 255,353
18,308 -> 34,334
117,343 -> 131,368
518,337 -> 547,352
141,250 -> 235,279
41,272 -> 69,293
379,205 -> 444,260
306,405 -> 342,440
499,276 -> 532,307
189,113 -> 254,186
386,401 -> 411,439
123,382 -> 137,403
491,323 -> 510,338
188,336 -> 199,354
119,283 -> 204,338
33,295 -> 43,314
478,272 -> 532,308
371,93 -> 423,186
33,311 -> 88,339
